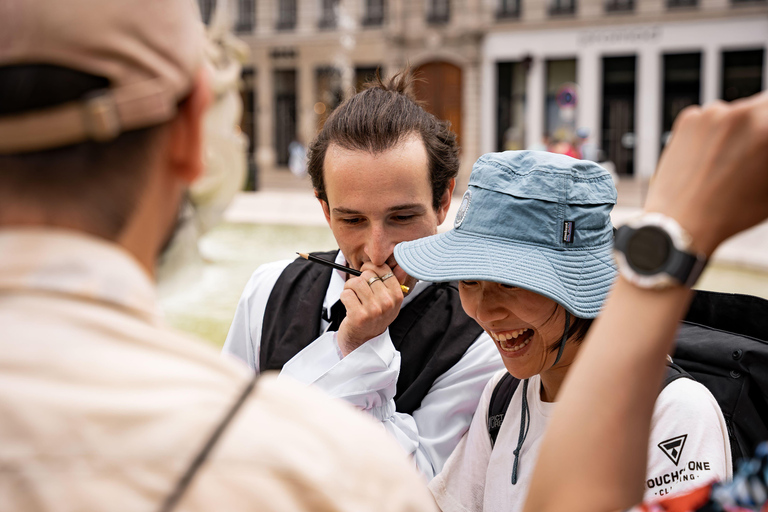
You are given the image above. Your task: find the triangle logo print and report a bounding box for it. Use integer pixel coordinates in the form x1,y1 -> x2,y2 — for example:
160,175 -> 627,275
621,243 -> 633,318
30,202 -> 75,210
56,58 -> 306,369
658,434 -> 688,466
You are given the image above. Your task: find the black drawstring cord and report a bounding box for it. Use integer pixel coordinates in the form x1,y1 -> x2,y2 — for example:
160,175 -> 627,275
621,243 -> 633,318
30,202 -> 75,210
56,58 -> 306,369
510,310 -> 571,485
511,378 -> 531,484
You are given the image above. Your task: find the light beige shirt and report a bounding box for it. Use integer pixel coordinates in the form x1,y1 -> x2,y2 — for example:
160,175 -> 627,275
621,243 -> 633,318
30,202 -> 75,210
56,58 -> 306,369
0,228 -> 437,512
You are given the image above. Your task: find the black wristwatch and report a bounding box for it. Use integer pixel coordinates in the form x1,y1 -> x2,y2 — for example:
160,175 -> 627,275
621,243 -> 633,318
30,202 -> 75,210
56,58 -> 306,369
614,213 -> 708,289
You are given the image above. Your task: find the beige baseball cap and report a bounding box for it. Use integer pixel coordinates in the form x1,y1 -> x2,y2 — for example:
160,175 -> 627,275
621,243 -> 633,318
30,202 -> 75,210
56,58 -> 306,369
0,0 -> 205,154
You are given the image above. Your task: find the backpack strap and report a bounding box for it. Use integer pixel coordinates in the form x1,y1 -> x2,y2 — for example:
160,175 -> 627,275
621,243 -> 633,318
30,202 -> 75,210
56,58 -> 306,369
158,373 -> 260,512
663,361 -> 693,389
487,373 -> 521,448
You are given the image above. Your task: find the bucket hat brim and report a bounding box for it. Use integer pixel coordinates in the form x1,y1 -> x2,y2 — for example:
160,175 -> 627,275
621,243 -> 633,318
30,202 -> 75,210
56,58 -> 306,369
394,229 -> 617,319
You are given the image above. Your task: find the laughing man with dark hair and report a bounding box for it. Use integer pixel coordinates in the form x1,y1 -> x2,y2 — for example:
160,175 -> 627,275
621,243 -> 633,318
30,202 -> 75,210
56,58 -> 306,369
223,72 -> 503,479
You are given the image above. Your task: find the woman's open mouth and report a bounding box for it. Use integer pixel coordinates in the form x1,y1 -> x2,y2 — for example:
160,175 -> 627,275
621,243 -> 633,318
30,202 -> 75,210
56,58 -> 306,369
490,328 -> 534,352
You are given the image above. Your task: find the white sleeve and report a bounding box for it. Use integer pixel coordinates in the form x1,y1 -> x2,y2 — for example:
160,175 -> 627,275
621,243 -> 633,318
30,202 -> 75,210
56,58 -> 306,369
221,260 -> 293,372
428,370 -> 507,512
643,377 -> 733,502
279,330 -> 504,479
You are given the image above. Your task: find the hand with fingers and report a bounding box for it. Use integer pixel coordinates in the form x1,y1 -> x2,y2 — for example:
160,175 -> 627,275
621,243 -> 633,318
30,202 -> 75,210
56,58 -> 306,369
337,262 -> 405,357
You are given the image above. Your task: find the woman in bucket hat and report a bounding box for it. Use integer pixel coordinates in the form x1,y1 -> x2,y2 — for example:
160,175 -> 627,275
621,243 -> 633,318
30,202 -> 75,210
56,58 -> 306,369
394,151 -> 731,512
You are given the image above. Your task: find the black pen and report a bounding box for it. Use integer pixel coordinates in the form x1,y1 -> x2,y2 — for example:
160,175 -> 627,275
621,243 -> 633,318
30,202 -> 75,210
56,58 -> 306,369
297,253 -> 410,293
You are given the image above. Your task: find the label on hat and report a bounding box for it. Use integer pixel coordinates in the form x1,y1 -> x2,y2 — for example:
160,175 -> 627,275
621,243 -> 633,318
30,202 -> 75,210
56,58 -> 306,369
455,190 -> 472,229
563,221 -> 575,244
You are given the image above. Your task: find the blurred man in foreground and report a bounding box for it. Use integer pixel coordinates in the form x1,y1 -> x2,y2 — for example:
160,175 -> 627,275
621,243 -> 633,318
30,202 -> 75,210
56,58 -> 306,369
0,1 -> 435,510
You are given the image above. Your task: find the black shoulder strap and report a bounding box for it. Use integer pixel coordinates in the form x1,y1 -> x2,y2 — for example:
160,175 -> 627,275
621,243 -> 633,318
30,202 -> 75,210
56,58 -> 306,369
487,373 -> 521,447
663,361 -> 692,389
158,373 -> 260,512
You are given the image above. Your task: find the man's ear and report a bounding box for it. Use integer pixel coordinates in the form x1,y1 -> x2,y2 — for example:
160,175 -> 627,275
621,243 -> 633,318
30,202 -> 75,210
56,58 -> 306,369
436,178 -> 456,226
166,70 -> 212,184
316,191 -> 332,225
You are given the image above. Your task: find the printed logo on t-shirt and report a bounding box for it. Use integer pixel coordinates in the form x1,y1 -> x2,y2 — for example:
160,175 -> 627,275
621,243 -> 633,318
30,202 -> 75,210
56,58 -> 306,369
658,434 -> 688,466
646,460 -> 714,497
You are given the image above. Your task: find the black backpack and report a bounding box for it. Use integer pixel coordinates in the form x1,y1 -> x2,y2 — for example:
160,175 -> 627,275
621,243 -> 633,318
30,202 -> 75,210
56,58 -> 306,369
487,290 -> 768,465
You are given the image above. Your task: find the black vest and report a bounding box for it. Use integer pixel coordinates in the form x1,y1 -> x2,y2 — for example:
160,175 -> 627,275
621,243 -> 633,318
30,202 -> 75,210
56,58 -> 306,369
260,251 -> 484,415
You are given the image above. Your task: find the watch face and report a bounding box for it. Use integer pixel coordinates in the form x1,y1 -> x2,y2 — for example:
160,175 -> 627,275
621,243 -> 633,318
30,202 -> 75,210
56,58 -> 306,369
626,226 -> 672,274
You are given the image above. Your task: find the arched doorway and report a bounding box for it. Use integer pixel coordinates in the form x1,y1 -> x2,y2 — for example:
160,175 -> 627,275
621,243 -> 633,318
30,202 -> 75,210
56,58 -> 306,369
413,61 -> 463,147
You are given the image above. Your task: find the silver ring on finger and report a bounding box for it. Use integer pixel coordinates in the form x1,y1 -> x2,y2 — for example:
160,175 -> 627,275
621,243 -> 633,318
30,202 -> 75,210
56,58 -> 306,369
380,272 -> 395,282
367,275 -> 382,286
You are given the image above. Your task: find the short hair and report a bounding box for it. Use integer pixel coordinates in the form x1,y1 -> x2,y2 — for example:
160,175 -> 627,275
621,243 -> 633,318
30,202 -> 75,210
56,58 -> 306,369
0,64 -> 166,240
307,69 -> 460,211
547,313 -> 594,353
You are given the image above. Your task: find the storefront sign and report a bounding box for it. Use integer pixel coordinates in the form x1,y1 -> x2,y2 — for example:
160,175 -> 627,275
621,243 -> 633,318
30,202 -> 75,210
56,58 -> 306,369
578,26 -> 661,47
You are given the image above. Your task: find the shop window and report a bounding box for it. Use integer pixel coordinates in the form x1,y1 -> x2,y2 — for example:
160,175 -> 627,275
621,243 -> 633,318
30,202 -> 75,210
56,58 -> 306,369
355,66 -> 381,91
722,49 -> 764,102
274,69 -> 297,166
497,0 -> 521,19
602,56 -> 636,175
667,0 -> 698,8
240,68 -> 258,189
315,67 -> 344,129
605,0 -> 633,12
496,61 -> 527,152
662,53 -> 701,148
549,0 -> 576,16
545,59 -> 578,144
198,0 -> 216,24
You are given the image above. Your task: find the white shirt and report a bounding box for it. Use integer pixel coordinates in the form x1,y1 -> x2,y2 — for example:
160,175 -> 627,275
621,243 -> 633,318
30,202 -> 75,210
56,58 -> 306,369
222,252 -> 504,479
0,228 -> 438,512
430,370 -> 733,512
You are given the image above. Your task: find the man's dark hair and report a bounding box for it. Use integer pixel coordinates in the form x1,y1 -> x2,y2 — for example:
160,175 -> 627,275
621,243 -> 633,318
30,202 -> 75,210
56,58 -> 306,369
307,70 -> 460,211
0,64 -> 166,240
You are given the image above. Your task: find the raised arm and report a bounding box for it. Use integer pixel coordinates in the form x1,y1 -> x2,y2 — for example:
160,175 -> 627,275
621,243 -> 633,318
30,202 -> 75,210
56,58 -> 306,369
524,92 -> 768,512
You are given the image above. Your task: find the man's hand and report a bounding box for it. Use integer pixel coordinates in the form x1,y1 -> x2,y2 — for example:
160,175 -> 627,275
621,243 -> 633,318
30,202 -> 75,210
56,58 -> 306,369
337,262 -> 404,357
646,91 -> 768,256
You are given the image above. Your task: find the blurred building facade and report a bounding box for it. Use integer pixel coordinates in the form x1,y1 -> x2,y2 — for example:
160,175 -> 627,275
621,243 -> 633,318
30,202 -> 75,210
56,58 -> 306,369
200,0 -> 767,189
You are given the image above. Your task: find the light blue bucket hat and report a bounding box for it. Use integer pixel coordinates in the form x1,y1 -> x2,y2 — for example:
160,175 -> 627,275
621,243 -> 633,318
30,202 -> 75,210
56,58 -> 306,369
394,150 -> 618,319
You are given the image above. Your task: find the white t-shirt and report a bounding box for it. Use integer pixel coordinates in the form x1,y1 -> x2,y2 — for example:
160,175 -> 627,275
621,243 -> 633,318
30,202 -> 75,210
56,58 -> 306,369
430,370 -> 732,512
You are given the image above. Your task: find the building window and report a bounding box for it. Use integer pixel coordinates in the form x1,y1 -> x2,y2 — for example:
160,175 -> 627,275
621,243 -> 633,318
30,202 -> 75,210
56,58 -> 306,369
240,68 -> 258,190
722,49 -> 764,102
602,56 -> 637,175
355,66 -> 381,91
277,0 -> 296,30
274,69 -> 297,166
427,0 -> 450,24
605,0 -> 633,12
667,0 -> 697,7
362,0 -> 386,26
497,0 -> 521,19
315,67 -> 344,129
662,53 -> 701,148
198,0 -> 216,24
496,61 -> 527,152
545,59 -> 577,143
549,0 -> 576,16
318,0 -> 339,29
236,0 -> 255,32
